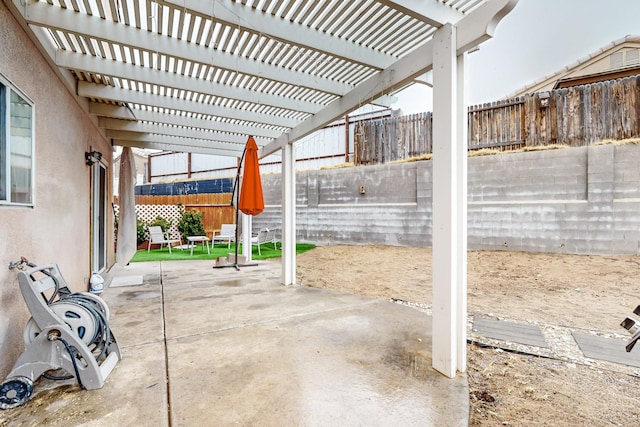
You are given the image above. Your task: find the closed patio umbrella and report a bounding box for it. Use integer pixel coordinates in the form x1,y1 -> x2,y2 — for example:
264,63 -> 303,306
116,147 -> 137,266
217,136 -> 262,270
238,136 -> 264,216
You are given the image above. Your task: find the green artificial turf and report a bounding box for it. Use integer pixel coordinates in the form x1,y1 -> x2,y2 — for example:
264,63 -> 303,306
129,242 -> 315,263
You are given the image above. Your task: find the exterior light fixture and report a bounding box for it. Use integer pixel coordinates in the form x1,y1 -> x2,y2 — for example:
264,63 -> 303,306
85,150 -> 102,166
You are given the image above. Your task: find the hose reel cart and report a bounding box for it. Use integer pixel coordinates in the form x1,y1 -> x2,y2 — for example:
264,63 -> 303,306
0,261 -> 121,409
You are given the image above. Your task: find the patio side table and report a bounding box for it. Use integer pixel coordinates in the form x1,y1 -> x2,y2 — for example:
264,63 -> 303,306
187,236 -> 210,256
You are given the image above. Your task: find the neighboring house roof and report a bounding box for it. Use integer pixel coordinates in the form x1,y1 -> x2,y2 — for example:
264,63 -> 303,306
113,148 -> 152,167
509,35 -> 640,97
113,148 -> 150,189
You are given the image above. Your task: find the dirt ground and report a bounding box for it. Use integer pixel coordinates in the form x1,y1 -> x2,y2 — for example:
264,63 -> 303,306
297,245 -> 640,426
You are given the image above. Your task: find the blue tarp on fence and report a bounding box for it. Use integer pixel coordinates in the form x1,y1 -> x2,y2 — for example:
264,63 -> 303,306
135,178 -> 234,196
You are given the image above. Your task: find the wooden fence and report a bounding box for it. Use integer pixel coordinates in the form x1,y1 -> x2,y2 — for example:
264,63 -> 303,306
468,98 -> 526,150
355,75 -> 640,165
524,76 -> 640,146
354,112 -> 432,165
114,193 -> 236,235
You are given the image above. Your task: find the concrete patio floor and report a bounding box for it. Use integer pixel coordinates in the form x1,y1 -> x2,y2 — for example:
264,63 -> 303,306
0,259 -> 468,426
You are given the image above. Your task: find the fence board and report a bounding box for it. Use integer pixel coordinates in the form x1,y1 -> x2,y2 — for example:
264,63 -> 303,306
354,112 -> 433,165
114,194 -> 236,235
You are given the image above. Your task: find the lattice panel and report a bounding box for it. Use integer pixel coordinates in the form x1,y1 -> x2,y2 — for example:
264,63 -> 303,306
114,204 -> 182,239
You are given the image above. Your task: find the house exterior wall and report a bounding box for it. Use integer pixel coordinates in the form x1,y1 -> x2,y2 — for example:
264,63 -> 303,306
113,151 -> 149,195
0,4 -> 113,378
254,144 -> 640,256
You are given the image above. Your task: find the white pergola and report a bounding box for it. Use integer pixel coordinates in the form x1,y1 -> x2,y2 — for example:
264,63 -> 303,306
6,0 -> 517,377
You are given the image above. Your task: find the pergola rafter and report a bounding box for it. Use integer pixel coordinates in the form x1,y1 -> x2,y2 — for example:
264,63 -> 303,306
78,82 -> 301,128
106,129 -> 245,152
56,51 -> 328,114
22,2 -> 354,96
168,0 -> 399,68
103,121 -> 268,147
99,110 -> 283,139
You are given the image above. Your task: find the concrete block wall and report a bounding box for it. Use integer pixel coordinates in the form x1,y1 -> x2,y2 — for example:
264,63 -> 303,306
254,144 -> 640,255
612,144 -> 640,253
259,162 -> 433,247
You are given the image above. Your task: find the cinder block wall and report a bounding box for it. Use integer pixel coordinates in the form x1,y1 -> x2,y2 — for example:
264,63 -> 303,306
255,144 -> 640,255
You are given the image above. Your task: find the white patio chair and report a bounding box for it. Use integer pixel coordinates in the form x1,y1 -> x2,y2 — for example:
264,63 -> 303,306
251,228 -> 280,256
212,223 -> 236,249
147,226 -> 181,253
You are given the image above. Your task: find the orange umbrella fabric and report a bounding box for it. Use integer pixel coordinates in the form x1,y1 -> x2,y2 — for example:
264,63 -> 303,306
238,136 -> 264,216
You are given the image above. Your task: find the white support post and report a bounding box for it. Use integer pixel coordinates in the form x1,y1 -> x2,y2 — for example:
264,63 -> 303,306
281,143 -> 296,285
456,52 -> 468,373
432,23 -> 463,378
241,213 -> 252,262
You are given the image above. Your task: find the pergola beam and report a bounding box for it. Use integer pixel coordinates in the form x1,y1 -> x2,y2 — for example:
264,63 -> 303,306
261,42 -> 434,158
116,139 -> 240,157
55,51 -> 323,114
78,82 -> 300,129
96,109 -> 282,139
100,118 -> 268,146
88,103 -> 137,120
379,0 -> 464,26
21,1 -> 352,96
106,130 -> 244,154
455,0 -> 518,54
163,0 -> 397,69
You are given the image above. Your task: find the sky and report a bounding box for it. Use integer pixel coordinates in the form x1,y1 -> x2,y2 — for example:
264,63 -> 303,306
392,0 -> 640,114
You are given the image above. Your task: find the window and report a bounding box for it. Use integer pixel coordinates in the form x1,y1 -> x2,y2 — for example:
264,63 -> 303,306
625,49 -> 640,67
0,76 -> 34,205
91,161 -> 107,272
610,51 -> 623,69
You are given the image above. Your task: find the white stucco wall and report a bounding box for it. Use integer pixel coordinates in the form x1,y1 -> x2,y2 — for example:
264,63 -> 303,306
0,4 -> 113,378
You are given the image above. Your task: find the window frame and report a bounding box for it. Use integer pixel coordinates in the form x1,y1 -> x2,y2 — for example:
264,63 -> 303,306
0,74 -> 35,207
91,160 -> 107,273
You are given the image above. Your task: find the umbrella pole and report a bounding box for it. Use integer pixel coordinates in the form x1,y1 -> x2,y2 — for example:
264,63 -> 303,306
233,147 -> 245,270
233,186 -> 240,271
213,146 -> 258,270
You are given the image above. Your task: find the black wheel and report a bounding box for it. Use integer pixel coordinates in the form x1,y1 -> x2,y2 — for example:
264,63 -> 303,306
0,377 -> 34,410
